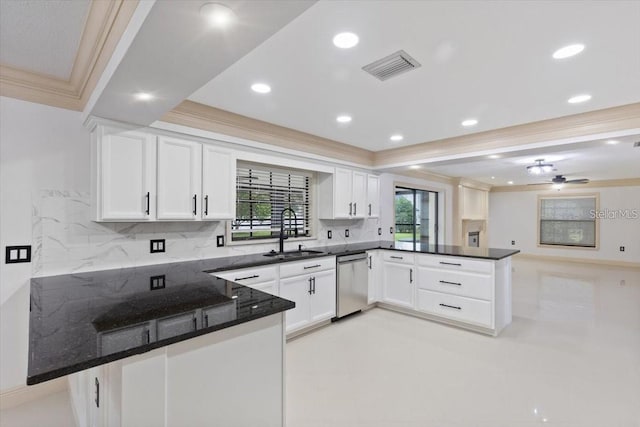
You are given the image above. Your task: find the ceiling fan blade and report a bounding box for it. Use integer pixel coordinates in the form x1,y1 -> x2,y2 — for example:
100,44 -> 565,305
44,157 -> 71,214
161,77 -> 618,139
565,179 -> 590,184
527,182 -> 552,185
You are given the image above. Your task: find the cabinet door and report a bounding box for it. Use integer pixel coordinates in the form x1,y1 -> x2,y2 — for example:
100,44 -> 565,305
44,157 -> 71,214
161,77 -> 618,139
279,275 -> 311,332
366,174 -> 380,218
309,269 -> 336,323
381,262 -> 414,308
202,145 -> 236,220
249,280 -> 278,297
99,129 -> 156,220
367,251 -> 379,304
352,171 -> 367,218
157,136 -> 202,220
334,168 -> 353,218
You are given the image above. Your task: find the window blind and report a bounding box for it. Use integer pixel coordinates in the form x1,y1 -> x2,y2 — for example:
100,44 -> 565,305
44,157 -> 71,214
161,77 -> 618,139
232,163 -> 311,241
539,196 -> 596,247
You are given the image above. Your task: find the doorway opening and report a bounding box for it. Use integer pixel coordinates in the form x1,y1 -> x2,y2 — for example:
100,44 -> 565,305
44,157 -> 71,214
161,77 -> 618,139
394,186 -> 439,249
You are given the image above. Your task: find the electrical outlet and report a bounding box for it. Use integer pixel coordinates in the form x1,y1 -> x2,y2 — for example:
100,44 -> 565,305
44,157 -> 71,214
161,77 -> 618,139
150,275 -> 166,290
150,239 -> 165,253
345,229 -> 349,238
328,230 -> 332,239
511,240 -> 516,245
216,235 -> 225,247
390,227 -> 394,234
620,279 -> 626,286
619,246 -> 625,252
378,227 -> 382,236
5,245 -> 31,263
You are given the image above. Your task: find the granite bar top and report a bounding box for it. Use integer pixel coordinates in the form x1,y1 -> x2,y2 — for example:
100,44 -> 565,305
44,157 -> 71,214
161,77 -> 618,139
28,262 -> 294,385
28,241 -> 518,384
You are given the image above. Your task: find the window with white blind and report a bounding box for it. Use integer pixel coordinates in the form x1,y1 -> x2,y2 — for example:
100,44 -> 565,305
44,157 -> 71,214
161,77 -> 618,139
538,195 -> 598,248
230,162 -> 312,242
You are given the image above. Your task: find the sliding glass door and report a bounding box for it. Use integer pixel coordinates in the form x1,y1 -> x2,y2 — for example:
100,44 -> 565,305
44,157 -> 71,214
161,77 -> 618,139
395,187 -> 438,249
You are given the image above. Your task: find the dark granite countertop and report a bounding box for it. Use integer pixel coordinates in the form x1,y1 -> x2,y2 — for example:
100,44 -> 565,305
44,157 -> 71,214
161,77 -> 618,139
28,241 -> 518,384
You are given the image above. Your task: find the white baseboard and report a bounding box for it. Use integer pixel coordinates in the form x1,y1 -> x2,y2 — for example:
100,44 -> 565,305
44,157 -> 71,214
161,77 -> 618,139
515,253 -> 640,269
0,377 -> 67,410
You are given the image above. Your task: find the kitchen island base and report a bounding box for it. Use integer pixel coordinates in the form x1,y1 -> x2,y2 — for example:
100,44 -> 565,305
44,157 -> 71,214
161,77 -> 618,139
69,313 -> 285,427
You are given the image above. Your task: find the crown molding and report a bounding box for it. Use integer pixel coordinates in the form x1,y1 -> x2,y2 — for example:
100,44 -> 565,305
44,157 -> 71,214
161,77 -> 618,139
0,0 -> 138,111
373,103 -> 640,168
490,178 -> 640,192
457,178 -> 492,192
391,169 -> 456,185
162,100 -> 375,166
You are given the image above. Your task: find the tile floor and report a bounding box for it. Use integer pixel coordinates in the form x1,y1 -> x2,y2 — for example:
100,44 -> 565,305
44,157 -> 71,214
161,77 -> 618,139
2,258 -> 639,426
286,257 -> 640,427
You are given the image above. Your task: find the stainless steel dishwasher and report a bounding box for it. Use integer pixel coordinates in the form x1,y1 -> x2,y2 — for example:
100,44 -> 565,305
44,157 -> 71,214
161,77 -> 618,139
335,252 -> 368,319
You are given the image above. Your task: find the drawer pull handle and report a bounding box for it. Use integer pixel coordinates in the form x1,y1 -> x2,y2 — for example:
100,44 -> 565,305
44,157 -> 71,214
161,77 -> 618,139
390,256 -> 403,260
145,192 -> 150,215
439,303 -> 461,310
439,280 -> 462,286
235,274 -> 259,281
304,264 -> 321,269
440,261 -> 462,266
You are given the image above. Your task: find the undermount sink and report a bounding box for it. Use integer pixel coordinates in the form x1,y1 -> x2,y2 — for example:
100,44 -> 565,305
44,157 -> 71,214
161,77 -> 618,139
263,249 -> 325,259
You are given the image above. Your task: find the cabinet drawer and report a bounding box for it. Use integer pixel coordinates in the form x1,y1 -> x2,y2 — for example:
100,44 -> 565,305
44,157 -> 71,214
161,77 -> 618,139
279,256 -> 335,279
417,268 -> 493,301
417,289 -> 493,328
213,266 -> 277,286
416,254 -> 492,274
381,251 -> 414,265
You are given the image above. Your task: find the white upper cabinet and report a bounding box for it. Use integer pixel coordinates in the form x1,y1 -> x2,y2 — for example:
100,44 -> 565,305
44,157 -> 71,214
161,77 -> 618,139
92,127 -> 156,221
319,168 -> 376,220
366,174 -> 380,218
156,136 -> 202,220
352,171 -> 366,218
202,146 -> 236,220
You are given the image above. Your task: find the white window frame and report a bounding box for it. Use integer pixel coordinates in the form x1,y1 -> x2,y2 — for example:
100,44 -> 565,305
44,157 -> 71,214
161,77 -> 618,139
537,193 -> 599,250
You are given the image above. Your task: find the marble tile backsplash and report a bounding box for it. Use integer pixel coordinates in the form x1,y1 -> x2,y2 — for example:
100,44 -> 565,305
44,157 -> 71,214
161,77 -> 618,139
32,190 -> 381,276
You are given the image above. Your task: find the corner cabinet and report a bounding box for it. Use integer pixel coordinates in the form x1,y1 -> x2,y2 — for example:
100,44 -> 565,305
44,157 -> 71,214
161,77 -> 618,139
91,126 -> 156,221
318,168 -> 378,220
91,124 -> 236,222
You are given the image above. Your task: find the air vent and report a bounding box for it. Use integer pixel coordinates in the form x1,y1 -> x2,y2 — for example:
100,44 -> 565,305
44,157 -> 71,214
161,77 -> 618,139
634,141 -> 640,148
362,50 -> 421,81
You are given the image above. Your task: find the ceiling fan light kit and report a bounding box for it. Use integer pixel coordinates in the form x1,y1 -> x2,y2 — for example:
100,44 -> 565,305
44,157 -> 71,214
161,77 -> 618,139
527,159 -> 554,175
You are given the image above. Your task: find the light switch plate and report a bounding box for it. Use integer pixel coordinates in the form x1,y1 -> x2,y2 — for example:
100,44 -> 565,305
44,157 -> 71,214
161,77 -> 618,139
150,239 -> 165,253
5,245 -> 31,263
620,246 -> 625,252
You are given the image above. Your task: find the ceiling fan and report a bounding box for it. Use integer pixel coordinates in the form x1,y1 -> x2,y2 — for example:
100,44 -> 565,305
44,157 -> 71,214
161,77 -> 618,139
529,174 -> 590,185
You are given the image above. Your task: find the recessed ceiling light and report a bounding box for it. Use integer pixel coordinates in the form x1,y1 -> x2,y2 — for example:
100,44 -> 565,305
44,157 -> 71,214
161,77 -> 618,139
553,43 -> 585,59
508,181 -> 514,185
491,176 -> 495,180
462,119 -> 478,127
568,94 -> 591,104
409,165 -> 421,169
200,2 -> 237,28
488,154 -> 501,159
333,32 -> 359,49
336,115 -> 352,123
606,139 -> 620,145
390,134 -> 404,142
251,83 -> 271,94
134,92 -> 154,101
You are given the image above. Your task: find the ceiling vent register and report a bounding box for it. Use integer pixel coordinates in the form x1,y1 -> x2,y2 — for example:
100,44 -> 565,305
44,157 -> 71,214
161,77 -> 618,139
362,50 -> 421,81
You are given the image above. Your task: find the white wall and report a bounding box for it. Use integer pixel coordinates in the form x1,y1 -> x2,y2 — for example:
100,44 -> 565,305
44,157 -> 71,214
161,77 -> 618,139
489,186 -> 640,264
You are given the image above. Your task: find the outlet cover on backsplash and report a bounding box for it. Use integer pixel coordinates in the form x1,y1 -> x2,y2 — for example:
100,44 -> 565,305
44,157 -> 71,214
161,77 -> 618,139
327,230 -> 332,239
150,239 -> 165,253
345,229 -> 349,238
378,228 -> 382,236
217,235 -> 225,247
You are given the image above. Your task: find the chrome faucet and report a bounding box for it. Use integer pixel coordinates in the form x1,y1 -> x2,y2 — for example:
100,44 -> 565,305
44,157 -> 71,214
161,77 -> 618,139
278,207 -> 298,253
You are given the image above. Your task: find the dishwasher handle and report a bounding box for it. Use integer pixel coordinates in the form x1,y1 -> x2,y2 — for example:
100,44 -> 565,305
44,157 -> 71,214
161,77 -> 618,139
337,253 -> 368,264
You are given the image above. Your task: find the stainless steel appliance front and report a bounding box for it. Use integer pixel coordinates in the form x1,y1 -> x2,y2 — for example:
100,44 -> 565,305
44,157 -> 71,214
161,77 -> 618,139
336,252 -> 368,319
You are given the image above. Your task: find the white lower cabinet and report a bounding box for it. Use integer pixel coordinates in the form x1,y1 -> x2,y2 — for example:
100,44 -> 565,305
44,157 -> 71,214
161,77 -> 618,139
213,265 -> 278,296
69,364 -> 121,427
417,289 -> 493,328
381,261 -> 415,309
366,251 -> 381,304
280,269 -> 336,333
